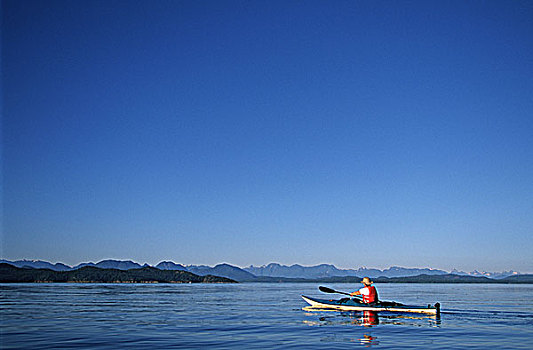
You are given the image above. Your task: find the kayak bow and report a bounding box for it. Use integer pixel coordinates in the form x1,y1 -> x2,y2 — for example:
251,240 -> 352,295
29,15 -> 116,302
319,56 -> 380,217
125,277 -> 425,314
302,295 -> 440,316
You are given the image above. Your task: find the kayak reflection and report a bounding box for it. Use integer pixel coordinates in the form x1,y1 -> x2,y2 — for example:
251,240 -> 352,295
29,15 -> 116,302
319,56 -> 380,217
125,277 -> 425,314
304,310 -> 440,328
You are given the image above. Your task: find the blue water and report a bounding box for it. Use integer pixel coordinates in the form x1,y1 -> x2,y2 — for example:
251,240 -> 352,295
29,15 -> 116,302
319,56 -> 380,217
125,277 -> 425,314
1,283 -> 532,349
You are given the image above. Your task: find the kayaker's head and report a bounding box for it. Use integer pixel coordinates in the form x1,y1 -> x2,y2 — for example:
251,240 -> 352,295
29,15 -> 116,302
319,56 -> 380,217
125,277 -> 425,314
361,277 -> 373,286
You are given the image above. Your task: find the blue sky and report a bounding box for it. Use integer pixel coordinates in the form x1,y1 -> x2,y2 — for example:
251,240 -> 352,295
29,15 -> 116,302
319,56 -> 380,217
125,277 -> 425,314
2,0 -> 532,272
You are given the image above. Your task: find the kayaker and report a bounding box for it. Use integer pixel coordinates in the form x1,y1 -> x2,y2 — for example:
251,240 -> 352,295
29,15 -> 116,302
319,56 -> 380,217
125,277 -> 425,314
350,277 -> 379,304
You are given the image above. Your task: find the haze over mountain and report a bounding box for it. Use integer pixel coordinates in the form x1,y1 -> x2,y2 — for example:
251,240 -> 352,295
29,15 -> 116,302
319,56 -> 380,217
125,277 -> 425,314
72,260 -> 147,271
244,263 -> 455,279
1,259 -> 520,281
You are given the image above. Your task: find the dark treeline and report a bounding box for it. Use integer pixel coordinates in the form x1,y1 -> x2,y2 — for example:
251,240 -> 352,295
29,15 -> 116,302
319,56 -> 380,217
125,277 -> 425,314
0,263 -> 236,283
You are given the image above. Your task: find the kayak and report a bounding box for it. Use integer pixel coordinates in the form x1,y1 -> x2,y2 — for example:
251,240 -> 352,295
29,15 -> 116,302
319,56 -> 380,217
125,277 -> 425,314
302,295 -> 440,316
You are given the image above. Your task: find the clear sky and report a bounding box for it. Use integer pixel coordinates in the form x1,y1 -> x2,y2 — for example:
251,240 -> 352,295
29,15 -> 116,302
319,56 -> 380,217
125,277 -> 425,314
2,0 -> 532,273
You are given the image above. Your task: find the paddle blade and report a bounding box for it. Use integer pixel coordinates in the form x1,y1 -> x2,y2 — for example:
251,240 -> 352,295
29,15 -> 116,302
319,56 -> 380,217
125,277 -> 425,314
319,286 -> 337,294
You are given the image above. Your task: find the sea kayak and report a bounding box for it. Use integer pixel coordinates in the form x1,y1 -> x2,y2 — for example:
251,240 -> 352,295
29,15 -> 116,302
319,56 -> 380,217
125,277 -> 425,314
302,295 -> 440,316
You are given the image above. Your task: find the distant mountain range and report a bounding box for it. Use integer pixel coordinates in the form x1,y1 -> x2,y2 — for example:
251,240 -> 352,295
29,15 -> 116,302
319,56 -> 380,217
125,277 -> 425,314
243,263 -> 453,279
0,259 -> 522,282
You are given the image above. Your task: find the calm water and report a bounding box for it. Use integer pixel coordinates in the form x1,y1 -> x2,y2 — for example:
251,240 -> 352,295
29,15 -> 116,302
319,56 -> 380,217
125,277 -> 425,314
1,283 -> 532,349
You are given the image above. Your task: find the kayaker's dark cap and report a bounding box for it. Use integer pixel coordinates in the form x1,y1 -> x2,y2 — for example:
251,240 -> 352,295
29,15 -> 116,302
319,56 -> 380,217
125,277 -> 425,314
361,277 -> 373,285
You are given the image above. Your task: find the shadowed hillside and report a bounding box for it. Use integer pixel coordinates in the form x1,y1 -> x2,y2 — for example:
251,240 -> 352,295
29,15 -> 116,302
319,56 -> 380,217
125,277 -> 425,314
0,264 -> 236,283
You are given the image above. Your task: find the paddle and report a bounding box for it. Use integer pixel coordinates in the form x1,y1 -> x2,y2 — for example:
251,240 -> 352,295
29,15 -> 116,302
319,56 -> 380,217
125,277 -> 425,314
319,286 -> 362,299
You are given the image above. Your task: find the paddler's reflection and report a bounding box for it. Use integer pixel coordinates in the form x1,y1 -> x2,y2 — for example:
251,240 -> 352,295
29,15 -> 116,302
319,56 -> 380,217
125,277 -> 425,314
343,311 -> 379,326
359,334 -> 379,347
362,311 -> 379,326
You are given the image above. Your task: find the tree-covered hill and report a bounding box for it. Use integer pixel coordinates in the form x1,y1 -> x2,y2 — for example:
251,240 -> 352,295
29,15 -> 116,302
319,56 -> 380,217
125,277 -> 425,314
0,263 -> 236,283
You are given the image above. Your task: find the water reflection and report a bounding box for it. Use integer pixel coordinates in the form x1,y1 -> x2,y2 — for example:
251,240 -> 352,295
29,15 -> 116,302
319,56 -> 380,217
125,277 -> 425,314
304,310 -> 441,328
359,334 -> 379,347
304,311 -> 441,346
363,311 -> 379,326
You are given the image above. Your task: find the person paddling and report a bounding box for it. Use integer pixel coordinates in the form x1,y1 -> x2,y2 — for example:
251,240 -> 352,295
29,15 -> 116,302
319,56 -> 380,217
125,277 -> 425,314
350,277 -> 379,305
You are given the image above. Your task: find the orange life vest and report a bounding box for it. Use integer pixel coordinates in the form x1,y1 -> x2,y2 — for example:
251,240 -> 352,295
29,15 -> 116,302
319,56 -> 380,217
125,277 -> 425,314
362,285 -> 378,303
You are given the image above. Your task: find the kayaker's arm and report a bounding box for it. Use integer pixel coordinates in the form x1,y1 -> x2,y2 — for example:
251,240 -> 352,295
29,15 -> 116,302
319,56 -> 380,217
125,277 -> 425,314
350,291 -> 362,297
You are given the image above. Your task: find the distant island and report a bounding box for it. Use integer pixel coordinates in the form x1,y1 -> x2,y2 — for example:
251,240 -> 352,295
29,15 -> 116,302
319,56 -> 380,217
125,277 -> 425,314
1,259 -> 532,284
0,263 -> 236,283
